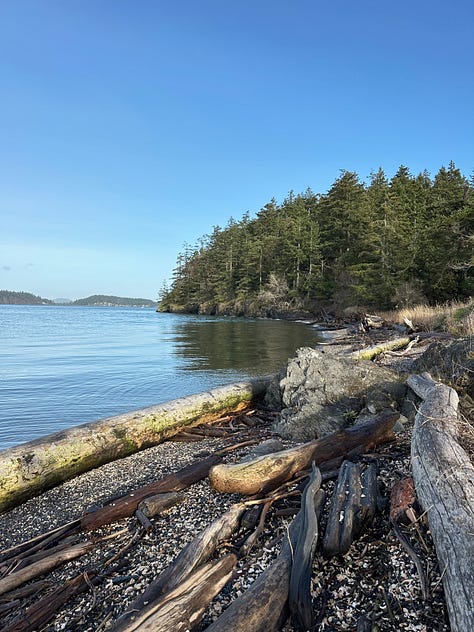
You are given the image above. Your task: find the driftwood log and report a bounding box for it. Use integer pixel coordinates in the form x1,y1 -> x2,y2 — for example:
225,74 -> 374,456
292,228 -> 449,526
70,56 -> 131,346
0,378 -> 271,514
112,503 -> 246,631
206,468 -> 325,632
351,337 -> 411,360
408,372 -> 474,631
289,464 -> 323,631
0,540 -> 94,597
209,411 -> 398,495
115,554 -> 237,632
322,461 -> 377,557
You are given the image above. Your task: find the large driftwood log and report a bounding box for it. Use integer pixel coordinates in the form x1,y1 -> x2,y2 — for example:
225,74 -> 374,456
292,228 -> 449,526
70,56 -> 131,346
81,454 -> 222,531
116,554 -> 237,632
351,337 -> 411,360
0,378 -> 270,514
322,461 -> 377,557
209,411 -> 398,495
408,372 -> 474,632
112,503 -> 246,631
206,469 -> 325,632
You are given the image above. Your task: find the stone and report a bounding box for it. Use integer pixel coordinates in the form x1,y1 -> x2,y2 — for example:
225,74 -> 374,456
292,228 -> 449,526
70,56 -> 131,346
272,347 -> 403,441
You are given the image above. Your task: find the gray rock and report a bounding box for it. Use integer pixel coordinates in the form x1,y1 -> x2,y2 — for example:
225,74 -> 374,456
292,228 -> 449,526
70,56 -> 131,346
272,347 -> 403,441
412,337 -> 474,398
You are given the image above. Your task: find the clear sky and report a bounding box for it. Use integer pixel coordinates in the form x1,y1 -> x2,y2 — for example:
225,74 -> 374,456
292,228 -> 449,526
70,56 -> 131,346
1,0 -> 473,300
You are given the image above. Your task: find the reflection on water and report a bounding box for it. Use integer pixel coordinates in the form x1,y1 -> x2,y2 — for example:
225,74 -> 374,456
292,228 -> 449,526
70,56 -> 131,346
0,307 -> 320,449
171,318 -> 320,374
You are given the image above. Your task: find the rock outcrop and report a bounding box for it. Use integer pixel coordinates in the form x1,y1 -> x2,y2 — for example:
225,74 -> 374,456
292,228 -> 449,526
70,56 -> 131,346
268,347 -> 405,441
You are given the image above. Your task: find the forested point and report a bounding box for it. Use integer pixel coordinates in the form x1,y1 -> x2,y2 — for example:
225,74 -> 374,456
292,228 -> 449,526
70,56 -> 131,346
0,291 -> 53,305
160,163 -> 474,317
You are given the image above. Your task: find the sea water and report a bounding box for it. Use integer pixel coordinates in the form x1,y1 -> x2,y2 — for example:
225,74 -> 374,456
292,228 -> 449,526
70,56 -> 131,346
0,306 -> 319,450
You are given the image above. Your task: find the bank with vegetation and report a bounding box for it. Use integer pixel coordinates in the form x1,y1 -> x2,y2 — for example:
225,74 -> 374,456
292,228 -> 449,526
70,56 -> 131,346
159,162 -> 473,317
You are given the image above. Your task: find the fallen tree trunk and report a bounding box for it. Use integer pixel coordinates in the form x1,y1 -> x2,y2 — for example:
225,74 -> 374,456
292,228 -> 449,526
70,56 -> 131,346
116,554 -> 237,632
112,503 -> 246,631
81,454 -> 222,531
0,377 -> 271,514
209,411 -> 398,495
351,337 -> 411,360
205,469 -> 325,632
408,372 -> 474,632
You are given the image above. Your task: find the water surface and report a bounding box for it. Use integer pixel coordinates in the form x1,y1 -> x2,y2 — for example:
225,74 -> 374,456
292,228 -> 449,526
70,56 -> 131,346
0,306 -> 319,449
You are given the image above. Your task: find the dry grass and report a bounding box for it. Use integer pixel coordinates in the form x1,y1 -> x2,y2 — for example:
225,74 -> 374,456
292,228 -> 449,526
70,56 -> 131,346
381,299 -> 474,336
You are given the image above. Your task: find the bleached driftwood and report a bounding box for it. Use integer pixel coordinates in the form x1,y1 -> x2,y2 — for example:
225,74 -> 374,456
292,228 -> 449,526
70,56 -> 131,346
206,468 -> 325,632
112,503 -> 246,631
408,372 -> 474,632
0,378 -> 271,514
209,411 -> 398,495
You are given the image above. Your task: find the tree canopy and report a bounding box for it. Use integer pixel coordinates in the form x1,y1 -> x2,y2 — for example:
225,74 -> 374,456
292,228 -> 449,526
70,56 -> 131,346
160,163 -> 474,315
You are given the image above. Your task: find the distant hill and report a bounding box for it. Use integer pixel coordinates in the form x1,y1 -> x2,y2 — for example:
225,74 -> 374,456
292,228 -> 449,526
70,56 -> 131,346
0,290 -> 53,305
72,295 -> 156,307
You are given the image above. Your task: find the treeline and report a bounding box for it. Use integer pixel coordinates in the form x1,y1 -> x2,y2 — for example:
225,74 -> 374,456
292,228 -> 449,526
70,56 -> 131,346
160,163 -> 473,315
0,291 -> 53,305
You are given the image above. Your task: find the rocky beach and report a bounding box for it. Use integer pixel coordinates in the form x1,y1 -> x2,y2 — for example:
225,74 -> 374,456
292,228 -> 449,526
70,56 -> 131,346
1,324 -> 473,632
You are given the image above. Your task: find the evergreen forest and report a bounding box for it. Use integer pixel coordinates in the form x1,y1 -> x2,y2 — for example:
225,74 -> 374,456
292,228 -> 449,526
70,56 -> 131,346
160,163 -> 473,316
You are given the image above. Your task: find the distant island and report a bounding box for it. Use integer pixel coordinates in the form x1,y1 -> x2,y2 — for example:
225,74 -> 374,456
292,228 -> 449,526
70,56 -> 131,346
0,291 -> 156,307
72,295 -> 156,307
0,290 -> 53,305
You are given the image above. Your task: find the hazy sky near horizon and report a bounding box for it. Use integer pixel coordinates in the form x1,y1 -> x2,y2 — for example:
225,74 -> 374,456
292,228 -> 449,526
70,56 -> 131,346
1,1 -> 473,300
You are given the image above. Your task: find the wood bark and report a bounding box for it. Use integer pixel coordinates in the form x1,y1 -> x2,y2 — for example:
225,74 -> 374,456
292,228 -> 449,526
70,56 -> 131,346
205,470 -> 325,632
408,372 -> 474,632
115,555 -> 237,632
112,503 -> 246,631
209,411 -> 398,495
0,377 -> 271,514
322,461 -> 377,557
389,477 -> 416,524
81,454 -> 221,531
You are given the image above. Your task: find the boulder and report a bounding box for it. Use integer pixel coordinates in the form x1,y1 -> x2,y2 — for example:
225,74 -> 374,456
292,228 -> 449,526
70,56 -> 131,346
270,347 -> 405,441
412,337 -> 474,398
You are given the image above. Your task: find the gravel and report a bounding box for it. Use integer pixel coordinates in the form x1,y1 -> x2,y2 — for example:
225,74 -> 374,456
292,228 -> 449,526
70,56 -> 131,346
0,337 -> 457,631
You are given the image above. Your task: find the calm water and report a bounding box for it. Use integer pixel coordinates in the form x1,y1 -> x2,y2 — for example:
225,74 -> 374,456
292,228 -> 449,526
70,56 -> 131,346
0,306 -> 320,450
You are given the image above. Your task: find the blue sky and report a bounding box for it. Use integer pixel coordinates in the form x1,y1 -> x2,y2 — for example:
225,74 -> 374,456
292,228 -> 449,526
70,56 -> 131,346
1,0 -> 473,300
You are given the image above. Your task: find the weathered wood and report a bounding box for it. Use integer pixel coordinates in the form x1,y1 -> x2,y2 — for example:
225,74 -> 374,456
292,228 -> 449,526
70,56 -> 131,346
408,372 -> 474,632
81,454 -> 221,531
205,471 -> 325,632
137,492 -> 183,518
322,461 -> 377,557
351,337 -> 411,360
112,503 -> 246,631
390,477 -> 416,524
115,554 -> 237,632
0,541 -> 94,596
0,519 -> 80,564
289,464 -> 323,631
0,377 -> 271,514
209,411 -> 398,495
